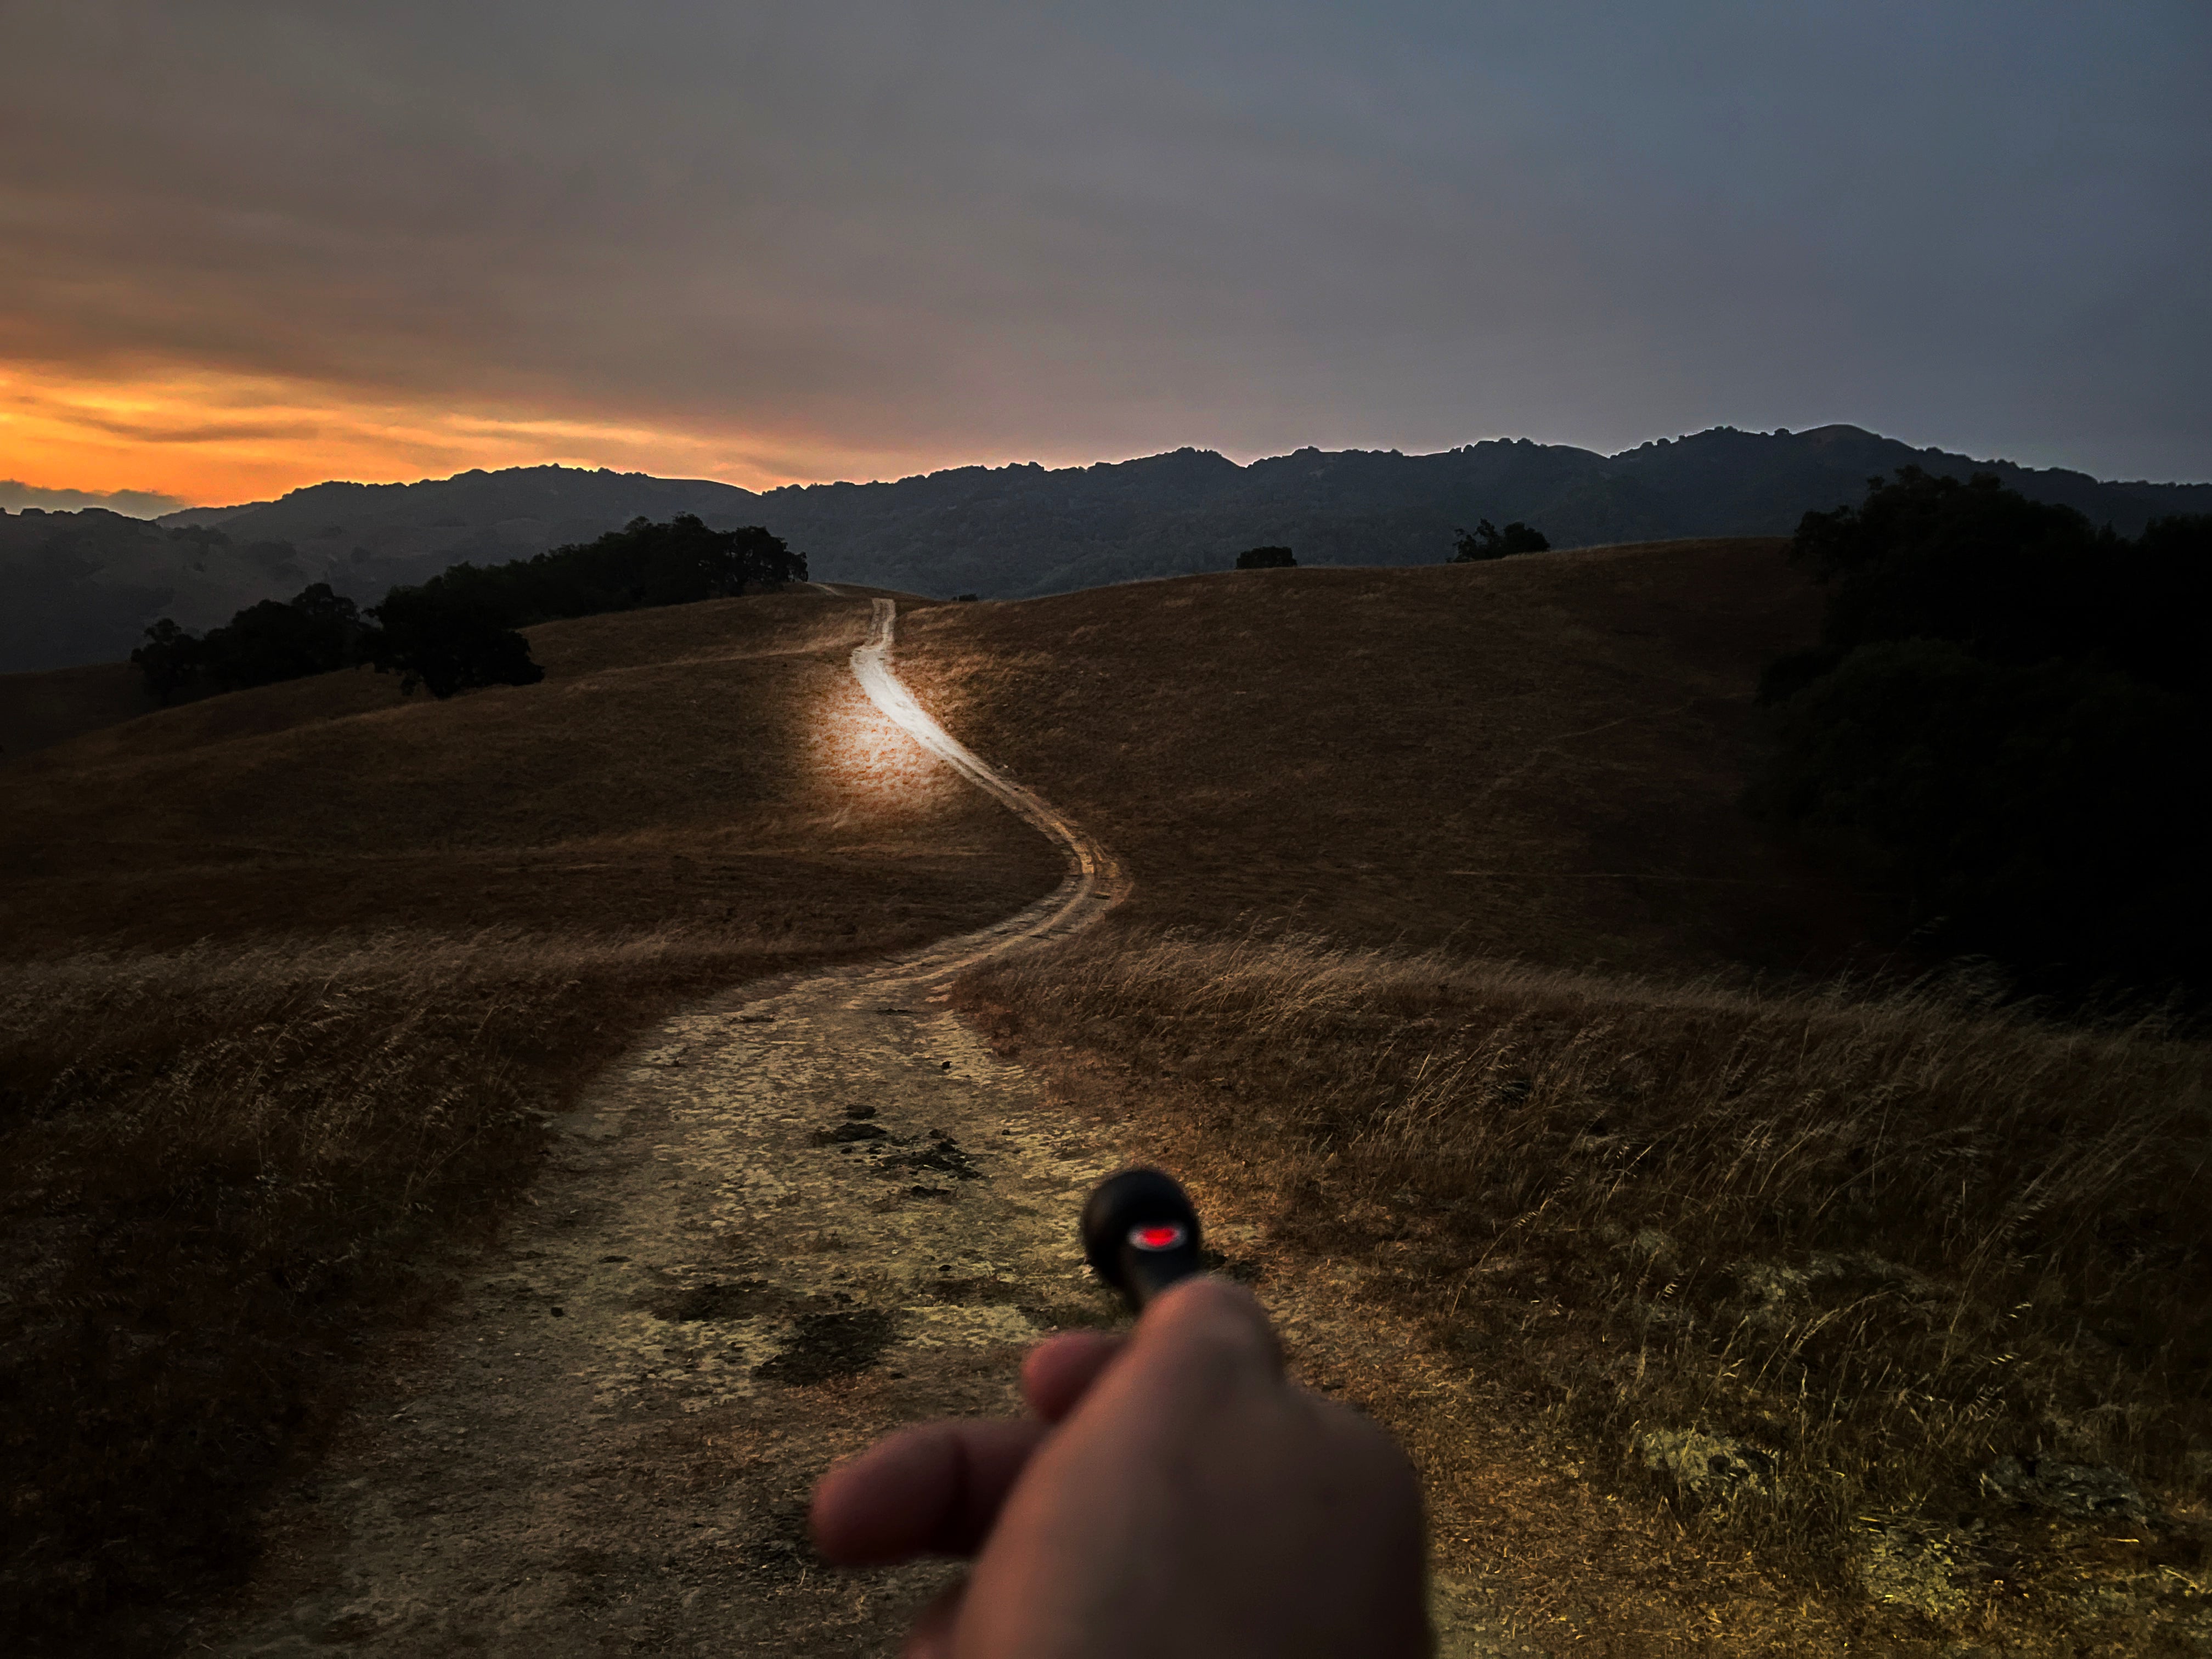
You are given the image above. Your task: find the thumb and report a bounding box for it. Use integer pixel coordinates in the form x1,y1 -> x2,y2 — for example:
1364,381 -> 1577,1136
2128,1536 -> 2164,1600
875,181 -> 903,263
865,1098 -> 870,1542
1076,1275 -> 1284,1423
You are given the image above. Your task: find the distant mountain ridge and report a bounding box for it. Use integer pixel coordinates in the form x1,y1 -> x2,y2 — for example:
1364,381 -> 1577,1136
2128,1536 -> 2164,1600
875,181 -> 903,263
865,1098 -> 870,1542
3,424 -> 2204,673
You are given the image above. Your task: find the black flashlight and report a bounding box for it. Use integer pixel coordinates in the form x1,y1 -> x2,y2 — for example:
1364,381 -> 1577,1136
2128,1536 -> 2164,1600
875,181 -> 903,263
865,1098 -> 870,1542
1081,1166 -> 1204,1314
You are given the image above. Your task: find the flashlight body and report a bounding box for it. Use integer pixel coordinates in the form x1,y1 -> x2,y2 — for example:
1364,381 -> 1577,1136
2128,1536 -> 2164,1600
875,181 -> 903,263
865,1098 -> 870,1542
1081,1166 -> 1205,1313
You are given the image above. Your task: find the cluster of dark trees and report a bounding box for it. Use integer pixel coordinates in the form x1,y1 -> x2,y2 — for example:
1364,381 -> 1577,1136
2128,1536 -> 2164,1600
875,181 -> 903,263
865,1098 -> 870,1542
1753,467 -> 2211,1006
1235,545 -> 1297,569
131,514 -> 805,703
392,512 -> 805,626
1451,519 -> 1550,560
131,585 -> 363,700
130,578 -> 551,703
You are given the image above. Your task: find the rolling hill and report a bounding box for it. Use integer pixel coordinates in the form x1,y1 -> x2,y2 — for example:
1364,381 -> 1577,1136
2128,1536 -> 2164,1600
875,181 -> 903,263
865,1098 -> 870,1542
1,589 -> 1060,954
895,535 -> 1869,981
0,586 -> 1064,1645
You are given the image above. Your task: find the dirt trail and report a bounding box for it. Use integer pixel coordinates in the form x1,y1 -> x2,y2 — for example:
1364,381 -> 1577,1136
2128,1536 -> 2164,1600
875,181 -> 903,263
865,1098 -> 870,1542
198,600 -> 1514,1657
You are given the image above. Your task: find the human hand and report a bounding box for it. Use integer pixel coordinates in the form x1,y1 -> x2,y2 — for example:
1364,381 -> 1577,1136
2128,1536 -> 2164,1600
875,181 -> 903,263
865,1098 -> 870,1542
810,1276 -> 1431,1658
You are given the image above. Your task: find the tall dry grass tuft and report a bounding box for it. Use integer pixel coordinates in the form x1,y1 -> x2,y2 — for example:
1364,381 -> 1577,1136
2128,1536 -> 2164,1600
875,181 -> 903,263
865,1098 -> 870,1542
0,927 -> 783,1643
963,927 -> 2210,1573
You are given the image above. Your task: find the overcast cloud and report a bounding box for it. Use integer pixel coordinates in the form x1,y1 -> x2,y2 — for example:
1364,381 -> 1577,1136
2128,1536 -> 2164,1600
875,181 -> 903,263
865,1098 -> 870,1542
2,0 -> 2207,496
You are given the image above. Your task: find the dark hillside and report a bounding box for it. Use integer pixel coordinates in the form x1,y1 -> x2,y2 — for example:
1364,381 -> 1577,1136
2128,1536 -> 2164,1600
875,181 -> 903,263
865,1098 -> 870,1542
1,589 -> 1059,953
1,507 -> 324,672
0,661 -> 179,759
1605,422 -> 2207,536
168,464 -> 761,590
735,426 -> 2208,599
158,427 -> 2212,599
12,426 -> 2204,674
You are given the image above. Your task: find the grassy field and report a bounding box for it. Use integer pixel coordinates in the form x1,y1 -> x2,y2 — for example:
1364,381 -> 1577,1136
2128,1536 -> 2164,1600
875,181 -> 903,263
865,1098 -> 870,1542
897,542 -> 2212,1653
896,539 -> 1877,981
9,544 -> 2204,1652
0,589 -> 1062,1641
2,590 -> 1057,952
956,933 -> 2210,1652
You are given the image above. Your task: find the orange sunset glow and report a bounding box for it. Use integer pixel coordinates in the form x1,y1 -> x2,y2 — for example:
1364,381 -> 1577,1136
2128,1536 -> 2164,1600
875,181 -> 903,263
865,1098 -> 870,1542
0,362 -> 934,507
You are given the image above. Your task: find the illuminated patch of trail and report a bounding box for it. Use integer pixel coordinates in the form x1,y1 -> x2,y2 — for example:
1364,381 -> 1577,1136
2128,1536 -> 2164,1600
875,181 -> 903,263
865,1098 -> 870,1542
850,597 -> 1123,970
201,602 -> 1513,1658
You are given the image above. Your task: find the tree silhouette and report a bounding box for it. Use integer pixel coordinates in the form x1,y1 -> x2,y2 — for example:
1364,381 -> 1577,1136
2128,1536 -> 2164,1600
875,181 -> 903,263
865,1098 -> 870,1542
428,514 -> 808,624
197,583 -> 365,689
1235,546 -> 1296,569
124,517 -> 801,704
363,587 -> 543,699
129,583 -> 368,699
129,619 -> 202,704
1451,520 -> 1550,561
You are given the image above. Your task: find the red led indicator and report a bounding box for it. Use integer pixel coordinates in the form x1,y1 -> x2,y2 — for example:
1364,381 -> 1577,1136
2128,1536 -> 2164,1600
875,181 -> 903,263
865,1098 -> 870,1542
1130,1223 -> 1186,1251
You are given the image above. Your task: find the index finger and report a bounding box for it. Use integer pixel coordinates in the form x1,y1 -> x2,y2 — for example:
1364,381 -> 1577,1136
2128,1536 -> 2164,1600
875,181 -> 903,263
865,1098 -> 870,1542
811,1418 -> 1046,1565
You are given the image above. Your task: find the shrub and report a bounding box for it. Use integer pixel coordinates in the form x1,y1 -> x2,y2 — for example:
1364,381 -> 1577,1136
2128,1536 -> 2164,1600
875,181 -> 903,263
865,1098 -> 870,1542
1235,545 -> 1297,570
1451,520 -> 1549,560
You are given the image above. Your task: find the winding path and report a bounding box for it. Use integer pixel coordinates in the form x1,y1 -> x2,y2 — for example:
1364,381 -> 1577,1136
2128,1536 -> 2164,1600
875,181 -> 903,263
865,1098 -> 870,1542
202,599 -> 1137,1658
848,598 -> 1125,977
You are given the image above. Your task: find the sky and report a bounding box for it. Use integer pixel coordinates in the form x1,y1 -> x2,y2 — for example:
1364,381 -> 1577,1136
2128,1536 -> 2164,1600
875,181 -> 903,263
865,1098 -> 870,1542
3,1 -> 2207,513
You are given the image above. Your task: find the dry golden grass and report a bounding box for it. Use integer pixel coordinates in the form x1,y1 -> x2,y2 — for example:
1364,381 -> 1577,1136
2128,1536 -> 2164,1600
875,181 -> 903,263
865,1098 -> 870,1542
1,590 -> 1060,951
894,545 -> 2210,1650
0,589 -> 1062,1641
0,927 -> 794,1638
12,544 -> 2203,1650
0,660 -> 178,760
958,929 -> 2211,1652
898,540 -> 1877,980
